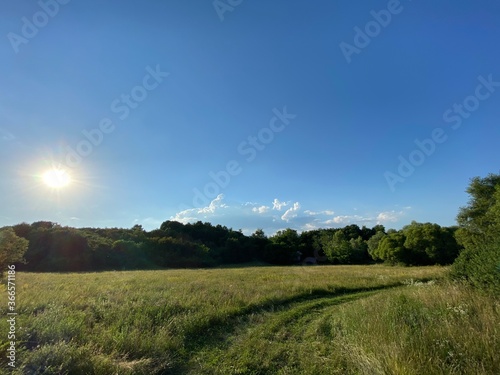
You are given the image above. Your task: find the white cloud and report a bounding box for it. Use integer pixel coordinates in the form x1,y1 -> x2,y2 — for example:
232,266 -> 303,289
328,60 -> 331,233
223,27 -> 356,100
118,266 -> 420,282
304,210 -> 334,216
171,209 -> 198,224
199,194 -> 227,214
252,205 -> 270,214
171,195 -> 410,235
171,194 -> 227,223
321,209 -> 408,227
272,198 -> 288,211
281,202 -> 301,222
302,222 -> 320,231
325,215 -> 362,225
376,210 -> 404,224
330,216 -> 347,224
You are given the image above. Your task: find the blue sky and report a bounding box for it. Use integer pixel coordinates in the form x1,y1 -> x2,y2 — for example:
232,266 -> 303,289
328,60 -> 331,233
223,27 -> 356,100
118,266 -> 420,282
1,0 -> 499,235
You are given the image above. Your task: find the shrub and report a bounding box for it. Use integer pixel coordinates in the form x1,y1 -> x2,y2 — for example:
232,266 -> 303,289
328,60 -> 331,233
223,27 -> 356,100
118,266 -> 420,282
450,238 -> 500,296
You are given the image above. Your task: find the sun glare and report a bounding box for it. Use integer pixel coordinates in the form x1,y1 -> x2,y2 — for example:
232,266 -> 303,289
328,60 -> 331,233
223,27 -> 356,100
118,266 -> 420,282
42,168 -> 71,189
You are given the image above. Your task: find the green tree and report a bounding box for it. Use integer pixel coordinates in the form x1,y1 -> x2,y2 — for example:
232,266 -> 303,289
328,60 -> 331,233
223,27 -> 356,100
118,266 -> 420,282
349,236 -> 370,263
367,231 -> 386,260
455,173 -> 500,248
248,229 -> 270,261
266,229 -> 300,264
403,222 -> 436,264
485,186 -> 500,236
0,227 -> 28,276
372,222 -> 460,266
374,231 -> 407,264
322,231 -> 352,264
435,226 -> 462,265
48,228 -> 93,272
252,229 -> 266,239
111,240 -> 148,269
452,174 -> 500,294
271,229 -> 300,247
341,224 -> 362,240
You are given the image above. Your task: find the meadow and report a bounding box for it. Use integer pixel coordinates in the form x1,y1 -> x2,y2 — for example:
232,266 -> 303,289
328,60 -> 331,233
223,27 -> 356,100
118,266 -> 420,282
0,265 -> 498,374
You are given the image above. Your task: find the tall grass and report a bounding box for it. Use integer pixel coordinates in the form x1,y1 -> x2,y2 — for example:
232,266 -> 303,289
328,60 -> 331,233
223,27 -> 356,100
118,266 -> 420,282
308,281 -> 499,375
1,265 -> 496,374
193,280 -> 498,375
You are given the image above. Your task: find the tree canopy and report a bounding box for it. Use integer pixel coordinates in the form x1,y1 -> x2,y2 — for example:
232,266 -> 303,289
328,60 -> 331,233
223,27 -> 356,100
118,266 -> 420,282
451,173 -> 500,295
0,227 -> 28,275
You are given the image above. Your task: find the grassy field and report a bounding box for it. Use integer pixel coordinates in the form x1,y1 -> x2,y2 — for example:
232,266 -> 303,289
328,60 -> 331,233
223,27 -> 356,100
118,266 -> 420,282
0,265 -> 498,374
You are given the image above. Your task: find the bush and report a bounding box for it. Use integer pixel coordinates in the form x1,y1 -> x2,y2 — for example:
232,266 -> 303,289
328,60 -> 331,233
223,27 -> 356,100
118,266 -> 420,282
450,238 -> 500,296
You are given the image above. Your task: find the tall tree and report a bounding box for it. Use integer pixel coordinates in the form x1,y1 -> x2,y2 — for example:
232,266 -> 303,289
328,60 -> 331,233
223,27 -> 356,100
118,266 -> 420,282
452,173 -> 500,294
456,173 -> 500,247
373,231 -> 407,264
0,227 -> 28,276
266,229 -> 300,264
367,231 -> 386,260
322,231 -> 352,264
349,236 -> 370,264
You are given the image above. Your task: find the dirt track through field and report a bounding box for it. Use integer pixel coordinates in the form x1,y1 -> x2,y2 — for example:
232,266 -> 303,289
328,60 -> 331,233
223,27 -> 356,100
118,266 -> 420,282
174,284 -> 402,374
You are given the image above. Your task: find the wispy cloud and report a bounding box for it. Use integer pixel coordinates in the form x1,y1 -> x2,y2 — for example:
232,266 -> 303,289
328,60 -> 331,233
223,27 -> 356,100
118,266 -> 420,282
281,202 -> 301,222
252,205 -> 270,214
376,210 -> 404,223
304,210 -> 335,216
272,198 -> 288,211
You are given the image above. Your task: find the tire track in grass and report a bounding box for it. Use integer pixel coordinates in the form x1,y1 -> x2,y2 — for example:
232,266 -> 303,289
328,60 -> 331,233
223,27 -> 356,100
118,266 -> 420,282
185,291 -> 380,375
175,284 -> 404,374
183,285 -> 400,346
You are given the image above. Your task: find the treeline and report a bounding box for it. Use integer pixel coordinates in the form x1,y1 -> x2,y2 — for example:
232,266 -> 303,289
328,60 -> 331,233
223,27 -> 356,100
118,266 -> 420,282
2,219 -> 462,273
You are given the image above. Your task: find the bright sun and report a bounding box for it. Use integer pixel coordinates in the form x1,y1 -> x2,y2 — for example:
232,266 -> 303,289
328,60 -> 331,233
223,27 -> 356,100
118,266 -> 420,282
42,168 -> 71,189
